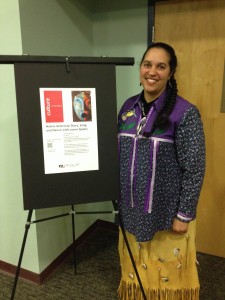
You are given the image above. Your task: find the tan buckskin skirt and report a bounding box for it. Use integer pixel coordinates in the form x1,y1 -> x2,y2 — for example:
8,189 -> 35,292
118,221 -> 199,300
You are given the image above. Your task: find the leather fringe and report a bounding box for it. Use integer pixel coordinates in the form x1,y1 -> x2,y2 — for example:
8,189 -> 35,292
118,281 -> 199,300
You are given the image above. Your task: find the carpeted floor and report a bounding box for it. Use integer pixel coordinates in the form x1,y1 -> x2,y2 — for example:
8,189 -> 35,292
1,224 -> 225,300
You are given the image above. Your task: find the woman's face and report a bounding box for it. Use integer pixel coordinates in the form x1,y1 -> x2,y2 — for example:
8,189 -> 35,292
140,47 -> 171,102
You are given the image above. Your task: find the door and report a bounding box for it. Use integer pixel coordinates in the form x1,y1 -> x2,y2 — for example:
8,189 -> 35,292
154,0 -> 225,257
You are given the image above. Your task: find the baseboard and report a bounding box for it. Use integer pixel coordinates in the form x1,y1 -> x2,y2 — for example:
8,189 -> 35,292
0,219 -> 118,285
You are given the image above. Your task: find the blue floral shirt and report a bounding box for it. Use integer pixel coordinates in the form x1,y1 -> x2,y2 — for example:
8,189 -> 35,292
118,91 -> 205,242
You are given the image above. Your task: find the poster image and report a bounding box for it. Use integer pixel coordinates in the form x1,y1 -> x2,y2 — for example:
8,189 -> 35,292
39,88 -> 99,174
72,91 -> 92,122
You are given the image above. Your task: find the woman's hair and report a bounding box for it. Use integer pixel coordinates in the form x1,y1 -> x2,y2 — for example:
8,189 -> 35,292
141,42 -> 178,133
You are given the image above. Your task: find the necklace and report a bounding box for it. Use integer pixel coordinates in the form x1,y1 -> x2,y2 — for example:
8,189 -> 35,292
141,99 -> 153,117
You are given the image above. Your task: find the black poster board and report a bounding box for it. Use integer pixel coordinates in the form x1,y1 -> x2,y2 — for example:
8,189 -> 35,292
13,61 -> 123,210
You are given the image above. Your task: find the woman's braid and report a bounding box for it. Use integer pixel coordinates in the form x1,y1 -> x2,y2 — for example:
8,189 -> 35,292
152,75 -> 178,131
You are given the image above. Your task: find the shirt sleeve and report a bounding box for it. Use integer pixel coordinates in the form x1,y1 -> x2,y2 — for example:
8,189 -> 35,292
174,105 -> 206,222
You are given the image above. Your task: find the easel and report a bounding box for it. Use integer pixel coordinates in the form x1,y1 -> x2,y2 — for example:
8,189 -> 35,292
10,201 -> 147,300
0,55 -> 146,300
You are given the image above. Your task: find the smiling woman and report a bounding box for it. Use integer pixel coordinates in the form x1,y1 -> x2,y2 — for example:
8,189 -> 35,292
140,47 -> 172,102
117,42 -> 206,300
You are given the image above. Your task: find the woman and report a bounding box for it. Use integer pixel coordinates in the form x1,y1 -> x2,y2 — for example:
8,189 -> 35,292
117,42 -> 205,300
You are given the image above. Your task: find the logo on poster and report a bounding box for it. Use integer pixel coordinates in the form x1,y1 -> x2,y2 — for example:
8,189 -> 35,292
44,90 -> 64,123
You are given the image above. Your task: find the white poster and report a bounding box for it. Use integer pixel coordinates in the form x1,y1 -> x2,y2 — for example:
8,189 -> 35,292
39,88 -> 99,174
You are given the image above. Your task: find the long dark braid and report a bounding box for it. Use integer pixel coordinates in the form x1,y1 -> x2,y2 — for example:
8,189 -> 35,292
154,74 -> 178,131
140,42 -> 178,134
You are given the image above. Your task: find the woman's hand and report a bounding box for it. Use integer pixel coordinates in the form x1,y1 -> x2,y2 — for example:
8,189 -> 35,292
172,218 -> 189,234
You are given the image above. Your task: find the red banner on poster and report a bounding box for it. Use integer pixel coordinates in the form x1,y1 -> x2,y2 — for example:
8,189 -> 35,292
44,90 -> 64,123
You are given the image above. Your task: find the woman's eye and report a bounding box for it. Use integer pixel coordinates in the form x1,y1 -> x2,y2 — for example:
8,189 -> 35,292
159,65 -> 166,70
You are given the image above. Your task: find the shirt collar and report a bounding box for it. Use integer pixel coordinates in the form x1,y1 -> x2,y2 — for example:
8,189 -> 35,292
132,89 -> 167,111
